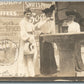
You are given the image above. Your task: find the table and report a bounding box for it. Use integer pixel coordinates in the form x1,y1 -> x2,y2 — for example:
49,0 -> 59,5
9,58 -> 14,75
39,32 -> 84,77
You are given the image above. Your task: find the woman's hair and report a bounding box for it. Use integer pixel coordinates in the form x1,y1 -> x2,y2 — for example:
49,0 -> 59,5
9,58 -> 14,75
24,8 -> 32,15
42,5 -> 55,14
50,5 -> 55,10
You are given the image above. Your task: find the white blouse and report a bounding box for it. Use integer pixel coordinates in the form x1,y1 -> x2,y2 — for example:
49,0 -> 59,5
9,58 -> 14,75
40,20 -> 55,34
67,21 -> 80,33
19,18 -> 35,41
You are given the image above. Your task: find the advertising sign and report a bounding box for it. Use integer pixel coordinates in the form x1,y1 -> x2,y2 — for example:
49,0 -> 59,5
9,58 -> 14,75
0,2 -> 53,77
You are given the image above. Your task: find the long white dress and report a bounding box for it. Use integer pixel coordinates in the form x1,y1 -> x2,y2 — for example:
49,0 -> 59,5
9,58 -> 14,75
18,18 -> 37,77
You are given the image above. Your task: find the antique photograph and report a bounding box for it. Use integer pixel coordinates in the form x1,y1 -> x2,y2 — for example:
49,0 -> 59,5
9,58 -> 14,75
0,1 -> 84,81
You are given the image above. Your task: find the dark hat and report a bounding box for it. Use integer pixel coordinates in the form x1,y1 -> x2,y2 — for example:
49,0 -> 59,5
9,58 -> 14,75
42,5 -> 55,14
50,5 -> 55,10
24,8 -> 32,15
65,10 -> 81,18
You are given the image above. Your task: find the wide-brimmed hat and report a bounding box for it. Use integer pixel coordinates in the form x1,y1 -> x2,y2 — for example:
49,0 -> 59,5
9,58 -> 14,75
65,10 -> 81,18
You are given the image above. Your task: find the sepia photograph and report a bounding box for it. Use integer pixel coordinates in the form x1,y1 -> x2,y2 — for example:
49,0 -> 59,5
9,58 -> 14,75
0,1 -> 84,81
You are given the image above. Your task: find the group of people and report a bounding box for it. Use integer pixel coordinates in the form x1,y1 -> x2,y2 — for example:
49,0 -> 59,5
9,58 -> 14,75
18,5 -> 57,77
17,4 -> 84,77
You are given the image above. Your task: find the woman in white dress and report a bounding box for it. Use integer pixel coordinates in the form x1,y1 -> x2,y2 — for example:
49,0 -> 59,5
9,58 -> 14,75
18,8 -> 37,77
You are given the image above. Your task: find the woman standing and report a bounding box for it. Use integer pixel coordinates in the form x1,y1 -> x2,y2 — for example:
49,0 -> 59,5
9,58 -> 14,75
18,8 -> 37,77
62,10 -> 84,72
39,5 -> 57,75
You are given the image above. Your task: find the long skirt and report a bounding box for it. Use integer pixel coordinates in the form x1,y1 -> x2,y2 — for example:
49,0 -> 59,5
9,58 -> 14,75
75,41 -> 84,72
40,37 -> 57,75
18,38 -> 37,77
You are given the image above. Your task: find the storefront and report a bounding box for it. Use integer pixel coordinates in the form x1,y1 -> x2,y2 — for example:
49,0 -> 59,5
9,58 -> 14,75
0,2 -> 84,78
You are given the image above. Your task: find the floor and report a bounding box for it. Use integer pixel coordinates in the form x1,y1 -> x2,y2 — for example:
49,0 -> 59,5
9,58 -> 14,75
35,45 -> 84,77
0,45 -> 84,78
